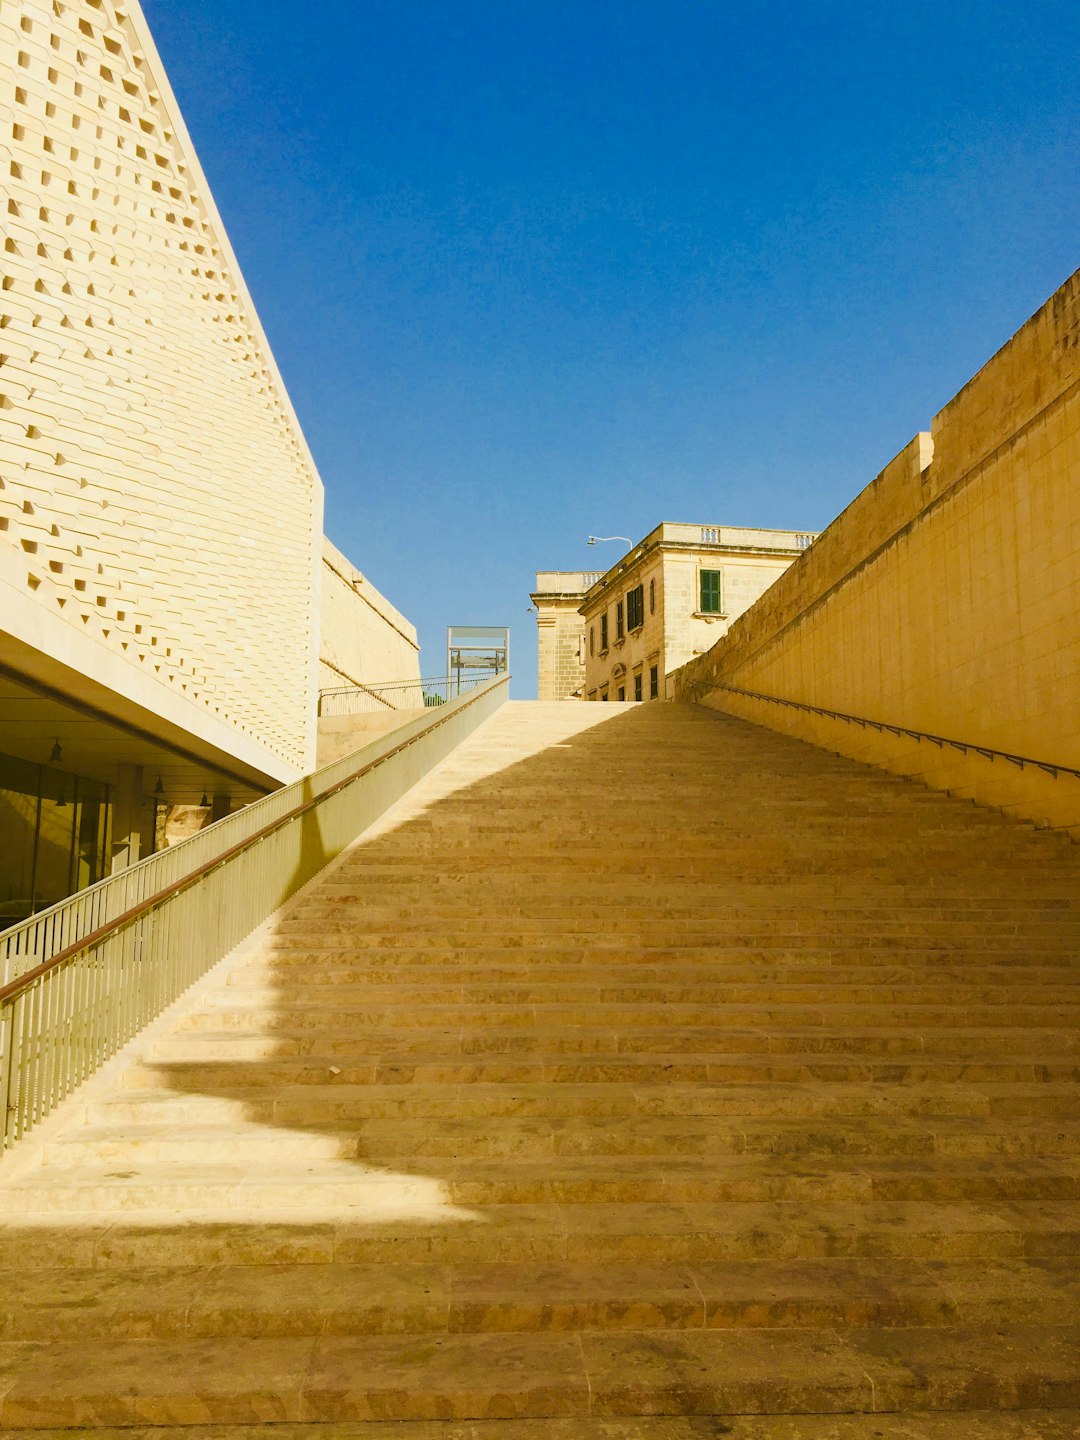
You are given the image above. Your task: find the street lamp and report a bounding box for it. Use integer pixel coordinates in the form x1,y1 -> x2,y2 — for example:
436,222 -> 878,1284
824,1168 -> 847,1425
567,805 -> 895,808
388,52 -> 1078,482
587,535 -> 632,547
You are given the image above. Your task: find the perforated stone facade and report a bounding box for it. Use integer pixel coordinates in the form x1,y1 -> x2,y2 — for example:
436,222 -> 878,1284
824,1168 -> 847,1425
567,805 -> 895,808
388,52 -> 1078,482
0,0 -> 322,778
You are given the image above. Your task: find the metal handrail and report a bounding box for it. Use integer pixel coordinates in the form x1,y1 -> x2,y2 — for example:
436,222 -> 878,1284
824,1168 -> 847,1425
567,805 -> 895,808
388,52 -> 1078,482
0,679 -> 500,1007
0,674 -> 510,1148
317,673 -> 498,716
694,681 -> 1080,782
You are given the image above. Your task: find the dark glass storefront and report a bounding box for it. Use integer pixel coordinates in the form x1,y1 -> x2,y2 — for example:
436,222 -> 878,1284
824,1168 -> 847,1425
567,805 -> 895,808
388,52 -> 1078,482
0,751 -> 111,928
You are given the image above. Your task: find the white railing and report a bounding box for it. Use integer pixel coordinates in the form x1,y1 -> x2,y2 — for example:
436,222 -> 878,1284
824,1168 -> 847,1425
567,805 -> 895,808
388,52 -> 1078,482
0,674 -> 510,1150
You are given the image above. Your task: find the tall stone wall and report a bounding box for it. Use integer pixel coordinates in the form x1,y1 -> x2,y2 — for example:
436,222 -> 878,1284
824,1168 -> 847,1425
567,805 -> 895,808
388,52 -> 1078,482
318,539 -> 420,693
672,270 -> 1080,835
0,0 -> 323,780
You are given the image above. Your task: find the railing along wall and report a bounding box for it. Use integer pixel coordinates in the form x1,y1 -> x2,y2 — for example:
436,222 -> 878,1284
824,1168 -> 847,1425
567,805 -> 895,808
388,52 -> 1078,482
317,673 -> 498,717
0,674 -> 510,1150
691,681 -> 1080,783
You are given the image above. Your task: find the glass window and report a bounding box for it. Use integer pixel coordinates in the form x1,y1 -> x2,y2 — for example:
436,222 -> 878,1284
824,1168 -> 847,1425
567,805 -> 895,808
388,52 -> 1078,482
649,579 -> 655,614
650,665 -> 659,699
634,673 -> 642,701
616,601 -> 624,640
617,685 -> 626,702
600,613 -> 608,651
700,569 -> 723,613
589,626 -> 594,656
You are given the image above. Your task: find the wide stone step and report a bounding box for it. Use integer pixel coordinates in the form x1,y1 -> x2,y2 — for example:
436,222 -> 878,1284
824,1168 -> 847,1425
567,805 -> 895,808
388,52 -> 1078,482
255,943 -> 1080,967
2,1257 -> 1077,1342
9,1151 -> 1080,1217
175,1001 -> 1080,1035
218,978 -> 1080,1007
3,1199 -> 1078,1271
86,1079 -> 1080,1126
44,1114 -> 1080,1167
8,1411 -> 1080,1440
124,1052 -> 1080,1089
0,1324 -> 1077,1427
145,1025 -> 1080,1064
286,904 -> 1080,933
270,927 -> 1080,950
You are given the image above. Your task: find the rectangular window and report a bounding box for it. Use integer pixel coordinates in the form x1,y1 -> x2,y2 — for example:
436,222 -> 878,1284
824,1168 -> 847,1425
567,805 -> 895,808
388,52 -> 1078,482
615,601 -> 624,640
650,664 -> 658,699
617,685 -> 626,702
601,687 -> 609,702
600,613 -> 608,651
626,583 -> 644,631
633,672 -> 642,701
699,569 -> 723,613
589,626 -> 594,656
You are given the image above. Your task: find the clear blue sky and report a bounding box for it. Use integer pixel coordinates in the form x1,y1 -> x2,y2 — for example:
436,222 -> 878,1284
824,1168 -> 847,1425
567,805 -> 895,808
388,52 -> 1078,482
143,0 -> 1079,697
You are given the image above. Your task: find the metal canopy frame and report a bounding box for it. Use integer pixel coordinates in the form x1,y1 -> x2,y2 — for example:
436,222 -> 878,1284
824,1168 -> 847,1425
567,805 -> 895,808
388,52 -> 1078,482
446,626 -> 509,696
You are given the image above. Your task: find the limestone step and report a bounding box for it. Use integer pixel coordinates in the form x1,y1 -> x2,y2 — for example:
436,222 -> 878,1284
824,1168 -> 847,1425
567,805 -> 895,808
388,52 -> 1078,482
0,1325 -> 1077,1427
3,1198 -> 1078,1271
218,976 -> 1080,1007
41,1113 -> 1080,1167
8,1143 -> 1080,1227
177,996 -> 1080,1031
253,943 -> 1080,967
122,1052 -> 1080,1088
8,1412 -> 1080,1440
84,1079 -> 1080,1126
143,1026 -> 1080,1064
265,923 -> 1080,949
2,1257 -> 1077,1342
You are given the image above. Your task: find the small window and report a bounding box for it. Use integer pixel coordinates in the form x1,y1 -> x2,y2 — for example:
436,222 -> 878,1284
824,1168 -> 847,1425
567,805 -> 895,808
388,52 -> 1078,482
626,583 -> 644,631
600,613 -> 608,651
650,665 -> 658,699
617,685 -> 626,702
649,578 -> 655,614
615,601 -> 624,641
699,569 -> 723,614
601,687 -> 609,702
634,672 -> 642,701
589,626 -> 594,657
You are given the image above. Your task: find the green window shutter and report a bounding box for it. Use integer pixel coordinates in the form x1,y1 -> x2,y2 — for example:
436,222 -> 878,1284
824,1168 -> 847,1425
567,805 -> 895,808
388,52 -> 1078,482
700,570 -> 722,613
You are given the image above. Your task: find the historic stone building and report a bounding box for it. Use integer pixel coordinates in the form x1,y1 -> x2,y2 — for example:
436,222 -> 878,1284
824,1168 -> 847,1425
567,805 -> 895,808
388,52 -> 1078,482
580,522 -> 815,701
529,570 -> 604,700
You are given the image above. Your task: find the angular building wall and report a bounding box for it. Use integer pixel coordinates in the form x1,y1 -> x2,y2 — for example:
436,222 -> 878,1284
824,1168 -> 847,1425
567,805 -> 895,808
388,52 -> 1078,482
672,269 -> 1080,834
0,0 -> 322,784
319,539 -> 420,694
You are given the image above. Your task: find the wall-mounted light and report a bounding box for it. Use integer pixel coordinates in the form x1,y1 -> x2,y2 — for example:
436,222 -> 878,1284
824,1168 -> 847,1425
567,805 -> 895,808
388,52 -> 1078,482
154,775 -> 164,795
199,791 -> 209,807
56,790 -> 67,808
49,738 -> 62,763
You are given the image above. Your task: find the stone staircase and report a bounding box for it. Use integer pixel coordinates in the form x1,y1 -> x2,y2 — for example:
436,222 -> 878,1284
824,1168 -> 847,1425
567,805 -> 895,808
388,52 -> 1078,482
1,699 -> 1079,1438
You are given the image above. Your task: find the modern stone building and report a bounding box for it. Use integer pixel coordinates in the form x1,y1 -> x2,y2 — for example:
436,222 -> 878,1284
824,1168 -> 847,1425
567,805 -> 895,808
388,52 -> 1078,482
580,522 -> 815,701
0,0 -> 416,920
